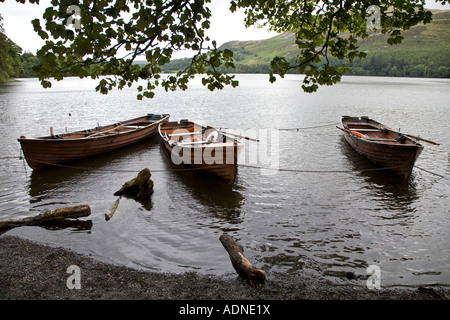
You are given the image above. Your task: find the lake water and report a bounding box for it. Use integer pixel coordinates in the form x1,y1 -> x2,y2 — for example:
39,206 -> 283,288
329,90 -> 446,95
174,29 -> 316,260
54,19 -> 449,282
1,74 -> 449,288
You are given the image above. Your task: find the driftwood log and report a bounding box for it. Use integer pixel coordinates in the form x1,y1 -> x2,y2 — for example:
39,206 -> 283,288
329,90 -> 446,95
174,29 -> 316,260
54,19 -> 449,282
113,168 -> 154,202
105,197 -> 121,221
219,233 -> 266,286
0,204 -> 91,230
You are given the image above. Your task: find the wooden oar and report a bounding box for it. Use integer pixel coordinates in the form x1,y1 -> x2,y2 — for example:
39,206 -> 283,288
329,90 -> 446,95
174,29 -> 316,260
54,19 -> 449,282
377,124 -> 440,145
337,126 -> 439,145
336,126 -> 366,138
399,133 -> 440,145
87,124 -> 124,138
337,127 -> 396,141
220,130 -> 260,142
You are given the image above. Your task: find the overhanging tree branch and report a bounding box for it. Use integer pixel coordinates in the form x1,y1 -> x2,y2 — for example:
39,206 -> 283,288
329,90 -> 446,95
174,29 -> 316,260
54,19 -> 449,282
1,0 -> 439,96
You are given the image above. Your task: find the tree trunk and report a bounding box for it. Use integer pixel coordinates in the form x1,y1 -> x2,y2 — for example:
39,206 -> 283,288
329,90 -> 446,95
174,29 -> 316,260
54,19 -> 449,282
0,204 -> 91,230
219,233 -> 266,286
113,168 -> 154,202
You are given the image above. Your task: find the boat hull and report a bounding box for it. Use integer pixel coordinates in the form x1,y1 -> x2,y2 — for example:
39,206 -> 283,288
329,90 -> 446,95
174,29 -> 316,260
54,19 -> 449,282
341,116 -> 423,179
18,114 -> 169,169
159,121 -> 244,184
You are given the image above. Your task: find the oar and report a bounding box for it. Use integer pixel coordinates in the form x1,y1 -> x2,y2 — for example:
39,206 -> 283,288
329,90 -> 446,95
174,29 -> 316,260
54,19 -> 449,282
87,124 -> 124,138
336,126 -> 365,138
398,133 -> 440,146
377,124 -> 440,145
337,126 -> 439,145
220,130 -> 260,142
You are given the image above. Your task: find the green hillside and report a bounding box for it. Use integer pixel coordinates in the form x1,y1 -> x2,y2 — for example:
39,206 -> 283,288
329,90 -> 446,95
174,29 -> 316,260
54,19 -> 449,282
162,9 -> 450,78
217,9 -> 450,78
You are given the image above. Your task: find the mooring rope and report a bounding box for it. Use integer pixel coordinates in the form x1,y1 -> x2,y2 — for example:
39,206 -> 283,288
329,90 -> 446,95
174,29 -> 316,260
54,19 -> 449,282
278,122 -> 339,131
4,154 -> 445,178
220,122 -> 338,132
240,164 -> 417,174
12,157 -> 233,173
3,127 -> 447,179
415,166 -> 446,178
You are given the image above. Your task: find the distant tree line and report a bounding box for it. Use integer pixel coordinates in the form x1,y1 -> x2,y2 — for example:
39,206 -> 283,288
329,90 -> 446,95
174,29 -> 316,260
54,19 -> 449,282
0,14 -> 41,83
4,47 -> 449,83
161,46 -> 450,79
335,49 -> 450,78
0,14 -> 22,82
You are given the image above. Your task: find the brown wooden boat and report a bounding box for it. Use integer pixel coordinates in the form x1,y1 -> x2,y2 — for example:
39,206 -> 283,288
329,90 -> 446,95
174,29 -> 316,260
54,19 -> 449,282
18,114 -> 170,169
159,120 -> 244,184
340,116 -> 424,179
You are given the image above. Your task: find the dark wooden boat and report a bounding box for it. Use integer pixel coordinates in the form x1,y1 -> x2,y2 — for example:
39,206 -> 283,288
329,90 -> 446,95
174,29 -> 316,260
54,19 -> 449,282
159,120 -> 244,184
340,116 -> 423,179
18,114 -> 170,169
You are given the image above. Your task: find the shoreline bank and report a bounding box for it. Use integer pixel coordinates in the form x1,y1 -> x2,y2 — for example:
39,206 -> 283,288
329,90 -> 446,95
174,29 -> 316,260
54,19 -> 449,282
1,235 -> 448,301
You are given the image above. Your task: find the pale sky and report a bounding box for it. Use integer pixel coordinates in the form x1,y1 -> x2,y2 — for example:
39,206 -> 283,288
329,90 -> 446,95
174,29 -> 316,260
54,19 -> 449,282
0,0 -> 277,57
1,0 -> 449,57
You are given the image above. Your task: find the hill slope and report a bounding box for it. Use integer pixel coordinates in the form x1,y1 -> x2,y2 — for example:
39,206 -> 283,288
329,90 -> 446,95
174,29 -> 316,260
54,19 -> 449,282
215,9 -> 450,77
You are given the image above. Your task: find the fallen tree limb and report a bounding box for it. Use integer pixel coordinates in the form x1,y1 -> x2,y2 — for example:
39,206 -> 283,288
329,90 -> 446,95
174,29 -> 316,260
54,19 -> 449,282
0,204 -> 91,230
114,168 -> 154,202
105,197 -> 121,221
113,168 -> 154,210
219,233 -> 266,286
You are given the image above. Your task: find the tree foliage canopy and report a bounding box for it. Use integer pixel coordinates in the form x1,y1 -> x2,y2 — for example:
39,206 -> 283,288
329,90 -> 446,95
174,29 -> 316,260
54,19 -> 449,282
233,0 -> 439,92
1,0 -> 447,97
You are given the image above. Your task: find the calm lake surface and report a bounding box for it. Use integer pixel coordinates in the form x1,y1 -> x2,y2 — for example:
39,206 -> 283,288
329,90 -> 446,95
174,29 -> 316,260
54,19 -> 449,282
1,74 -> 449,288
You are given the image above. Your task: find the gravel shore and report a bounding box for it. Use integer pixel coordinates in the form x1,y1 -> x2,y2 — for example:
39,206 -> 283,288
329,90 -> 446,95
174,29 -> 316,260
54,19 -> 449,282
1,235 -> 448,302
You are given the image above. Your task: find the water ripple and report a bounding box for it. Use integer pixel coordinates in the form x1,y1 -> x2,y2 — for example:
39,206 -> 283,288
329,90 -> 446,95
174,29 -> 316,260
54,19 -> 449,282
1,76 -> 449,286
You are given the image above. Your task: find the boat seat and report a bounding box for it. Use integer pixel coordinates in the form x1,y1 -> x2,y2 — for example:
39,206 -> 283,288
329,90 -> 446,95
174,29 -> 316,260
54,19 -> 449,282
346,123 -> 379,129
169,131 -> 203,137
177,140 -> 210,146
351,129 -> 382,132
364,138 -> 399,142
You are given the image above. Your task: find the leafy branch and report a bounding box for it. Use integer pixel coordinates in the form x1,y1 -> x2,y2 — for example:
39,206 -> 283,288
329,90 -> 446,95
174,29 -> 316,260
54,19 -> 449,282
1,0 -> 441,96
231,0 -> 433,92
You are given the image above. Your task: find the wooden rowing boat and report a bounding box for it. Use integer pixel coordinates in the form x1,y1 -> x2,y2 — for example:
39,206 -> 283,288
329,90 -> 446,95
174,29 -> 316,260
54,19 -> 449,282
159,120 -> 244,184
340,116 -> 424,179
18,114 -> 170,169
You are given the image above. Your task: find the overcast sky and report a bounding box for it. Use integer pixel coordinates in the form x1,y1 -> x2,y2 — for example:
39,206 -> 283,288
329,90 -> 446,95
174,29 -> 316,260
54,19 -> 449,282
1,0 -> 449,57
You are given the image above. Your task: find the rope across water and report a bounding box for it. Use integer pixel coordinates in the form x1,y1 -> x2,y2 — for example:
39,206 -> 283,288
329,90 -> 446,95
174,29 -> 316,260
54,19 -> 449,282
1,155 -> 445,178
3,121 -> 445,178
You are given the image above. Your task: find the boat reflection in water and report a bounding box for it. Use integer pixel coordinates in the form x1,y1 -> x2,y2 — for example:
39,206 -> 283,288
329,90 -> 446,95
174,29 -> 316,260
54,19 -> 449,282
340,136 -> 419,216
26,136 -> 167,233
159,145 -> 245,228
